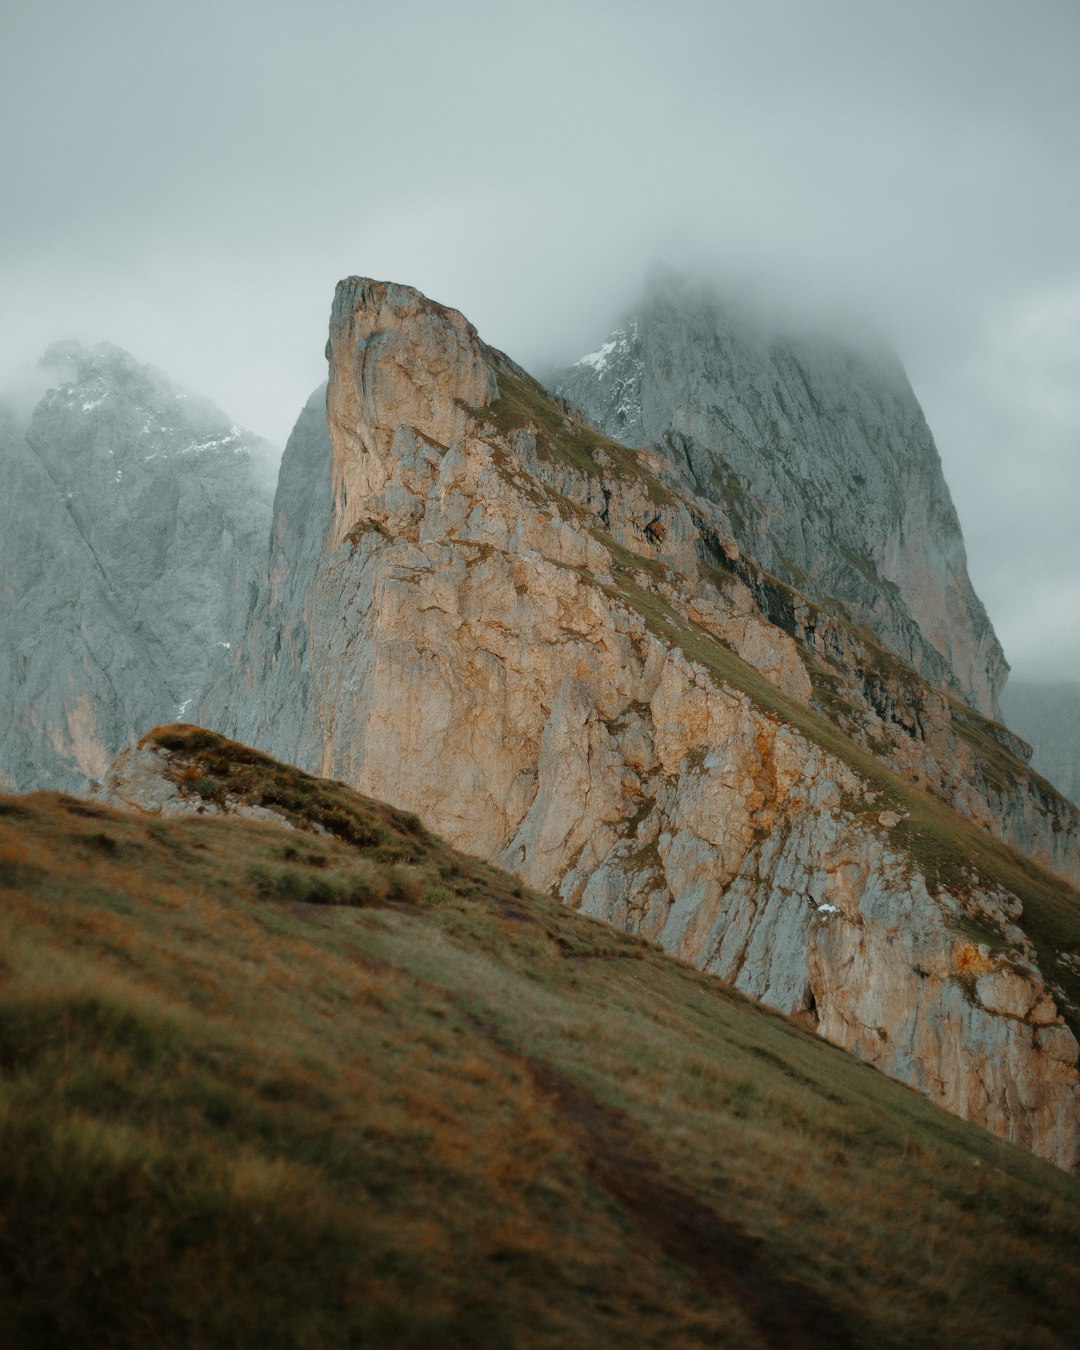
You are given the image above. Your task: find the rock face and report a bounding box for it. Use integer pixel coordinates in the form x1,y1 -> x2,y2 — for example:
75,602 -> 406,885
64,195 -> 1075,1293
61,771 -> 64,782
211,277 -> 1080,1172
204,382 -> 333,753
550,274 -> 1007,719
705,550 -> 1080,887
1001,680 -> 1080,808
0,343 -> 275,791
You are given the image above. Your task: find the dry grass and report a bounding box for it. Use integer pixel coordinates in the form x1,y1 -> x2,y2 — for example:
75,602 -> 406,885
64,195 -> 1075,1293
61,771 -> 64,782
2,734 -> 1080,1347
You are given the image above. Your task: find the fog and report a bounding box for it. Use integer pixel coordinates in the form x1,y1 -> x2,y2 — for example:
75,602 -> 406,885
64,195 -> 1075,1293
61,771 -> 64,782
1,0 -> 1077,680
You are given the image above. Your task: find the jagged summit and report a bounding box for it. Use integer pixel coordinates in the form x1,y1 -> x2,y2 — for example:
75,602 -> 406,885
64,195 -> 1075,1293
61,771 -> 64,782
551,274 -> 1007,719
30,338 -> 277,476
4,277 -> 1079,1170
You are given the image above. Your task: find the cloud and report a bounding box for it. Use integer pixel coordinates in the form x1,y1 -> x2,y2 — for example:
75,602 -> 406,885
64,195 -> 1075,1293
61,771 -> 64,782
1,0 -> 1077,678
918,283 -> 1080,680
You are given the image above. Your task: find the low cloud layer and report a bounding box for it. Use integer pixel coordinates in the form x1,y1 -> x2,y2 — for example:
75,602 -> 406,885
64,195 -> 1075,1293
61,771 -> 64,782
2,0 -> 1077,681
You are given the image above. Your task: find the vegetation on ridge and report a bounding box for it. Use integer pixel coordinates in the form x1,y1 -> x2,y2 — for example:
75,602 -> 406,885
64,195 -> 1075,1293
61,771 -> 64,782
469,356 -> 674,506
606,575 -> 1080,1025
2,727 -> 1080,1347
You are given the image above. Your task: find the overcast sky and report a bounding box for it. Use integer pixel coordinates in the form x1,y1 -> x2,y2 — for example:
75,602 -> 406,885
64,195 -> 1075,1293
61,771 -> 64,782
1,0 -> 1077,682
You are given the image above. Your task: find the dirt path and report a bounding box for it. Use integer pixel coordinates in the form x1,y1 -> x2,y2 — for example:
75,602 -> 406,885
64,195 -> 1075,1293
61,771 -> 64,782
521,1052 -> 859,1349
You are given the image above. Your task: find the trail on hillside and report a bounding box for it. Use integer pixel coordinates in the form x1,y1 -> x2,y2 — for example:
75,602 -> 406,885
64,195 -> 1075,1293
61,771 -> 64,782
456,999 -> 857,1349
521,1054 -> 858,1349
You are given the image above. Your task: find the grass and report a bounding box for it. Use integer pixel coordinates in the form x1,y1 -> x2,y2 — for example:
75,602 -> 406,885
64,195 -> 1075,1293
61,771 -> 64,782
2,736 -> 1080,1346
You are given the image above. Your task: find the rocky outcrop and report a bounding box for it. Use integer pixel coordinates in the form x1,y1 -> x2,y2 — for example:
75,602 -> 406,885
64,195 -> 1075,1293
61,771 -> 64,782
550,273 -> 1007,718
102,735 -> 304,830
0,343 -> 275,792
211,277 -> 1080,1172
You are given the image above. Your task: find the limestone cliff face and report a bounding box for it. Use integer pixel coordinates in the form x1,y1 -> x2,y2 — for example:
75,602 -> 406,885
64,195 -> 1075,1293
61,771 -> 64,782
212,277 -> 1080,1172
550,275 -> 1007,719
0,343 -> 275,791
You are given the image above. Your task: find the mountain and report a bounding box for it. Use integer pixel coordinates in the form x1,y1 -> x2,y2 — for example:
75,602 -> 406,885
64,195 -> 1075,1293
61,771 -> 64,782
0,342 -> 275,792
550,273 -> 1006,719
3,723 -> 1080,1346
207,278 -> 1080,1171
1001,679 -> 1080,806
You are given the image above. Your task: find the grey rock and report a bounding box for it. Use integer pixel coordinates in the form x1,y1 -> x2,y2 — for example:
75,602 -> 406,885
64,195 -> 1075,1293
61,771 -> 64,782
0,342 -> 275,791
203,383 -> 332,758
550,273 -> 1006,717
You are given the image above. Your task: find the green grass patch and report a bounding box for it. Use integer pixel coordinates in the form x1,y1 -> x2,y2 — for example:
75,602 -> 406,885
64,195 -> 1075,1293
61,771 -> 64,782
469,360 -> 674,506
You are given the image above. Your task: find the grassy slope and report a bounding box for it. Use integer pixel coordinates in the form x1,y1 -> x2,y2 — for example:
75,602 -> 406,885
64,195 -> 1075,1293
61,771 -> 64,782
2,727 -> 1080,1348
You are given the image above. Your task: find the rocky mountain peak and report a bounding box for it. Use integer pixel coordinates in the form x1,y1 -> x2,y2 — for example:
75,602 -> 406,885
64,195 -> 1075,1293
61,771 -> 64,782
202,277 -> 1080,1170
29,339 -> 276,483
5,276 -> 1079,1176
0,342 -> 276,793
552,274 -> 1008,719
326,278 -> 497,546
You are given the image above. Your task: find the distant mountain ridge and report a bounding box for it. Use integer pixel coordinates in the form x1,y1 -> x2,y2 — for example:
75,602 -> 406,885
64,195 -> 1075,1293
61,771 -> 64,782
550,274 -> 1007,719
0,341 -> 275,791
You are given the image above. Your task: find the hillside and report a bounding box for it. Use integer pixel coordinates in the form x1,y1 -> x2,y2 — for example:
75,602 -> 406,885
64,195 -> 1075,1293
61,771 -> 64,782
2,725 -> 1080,1348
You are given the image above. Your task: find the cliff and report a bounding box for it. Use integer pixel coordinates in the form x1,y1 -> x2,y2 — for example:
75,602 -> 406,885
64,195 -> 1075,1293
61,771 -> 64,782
209,278 -> 1080,1172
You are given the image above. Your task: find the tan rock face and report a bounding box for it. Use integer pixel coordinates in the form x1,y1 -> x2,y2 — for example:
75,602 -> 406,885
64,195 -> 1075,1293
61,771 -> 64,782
705,541 -> 1080,887
214,277 -> 1080,1173
326,279 -> 496,549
